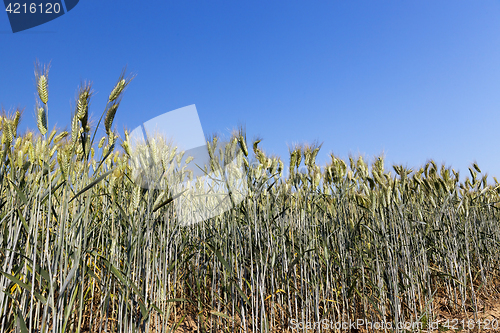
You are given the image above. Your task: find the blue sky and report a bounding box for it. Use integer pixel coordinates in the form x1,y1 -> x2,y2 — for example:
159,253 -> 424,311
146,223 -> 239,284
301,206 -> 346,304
1,1 -> 500,179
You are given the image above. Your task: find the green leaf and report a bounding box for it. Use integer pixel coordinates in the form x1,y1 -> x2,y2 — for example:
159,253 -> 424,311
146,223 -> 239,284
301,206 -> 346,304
168,314 -> 187,333
25,262 -> 50,284
16,209 -> 29,234
95,143 -> 115,172
9,179 -> 27,205
58,262 -> 79,298
208,244 -> 233,277
287,256 -> 301,278
150,303 -> 164,315
165,298 -> 187,303
152,190 -> 187,213
1,248 -> 51,284
86,267 -> 101,284
107,262 -> 128,286
138,298 -> 149,322
101,256 -> 157,315
62,285 -> 79,332
17,309 -> 28,333
70,169 -> 114,202
1,271 -> 46,303
211,311 -> 233,321
39,175 -> 65,204
233,283 -> 250,306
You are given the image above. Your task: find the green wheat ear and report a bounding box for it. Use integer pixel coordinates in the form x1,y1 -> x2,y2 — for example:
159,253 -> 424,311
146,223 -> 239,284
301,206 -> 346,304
1,120 -> 12,144
13,109 -> 21,129
34,60 -> 50,105
53,131 -> 68,144
71,113 -> 79,144
75,82 -> 92,131
104,103 -> 119,135
38,75 -> 48,104
238,135 -> 248,157
76,97 -> 87,121
109,67 -> 135,102
295,148 -> 302,168
109,79 -> 125,102
98,136 -> 106,149
37,107 -> 47,136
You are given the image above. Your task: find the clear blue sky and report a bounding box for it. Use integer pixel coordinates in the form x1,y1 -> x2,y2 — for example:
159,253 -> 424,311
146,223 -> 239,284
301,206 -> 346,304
1,1 -> 500,179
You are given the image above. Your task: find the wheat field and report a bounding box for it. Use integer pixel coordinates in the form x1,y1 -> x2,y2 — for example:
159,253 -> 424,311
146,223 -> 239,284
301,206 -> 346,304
0,63 -> 499,332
